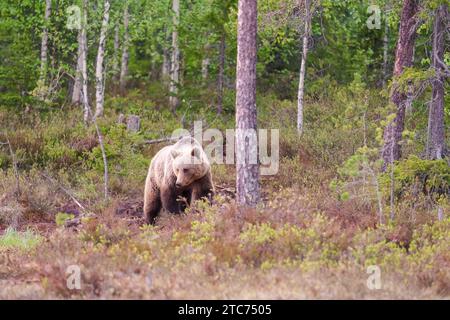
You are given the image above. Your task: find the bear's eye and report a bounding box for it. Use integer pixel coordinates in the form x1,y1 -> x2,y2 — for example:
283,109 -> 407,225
183,168 -> 189,173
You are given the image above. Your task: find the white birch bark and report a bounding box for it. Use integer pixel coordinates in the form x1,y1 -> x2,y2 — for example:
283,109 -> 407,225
81,0 -> 90,123
169,0 -> 180,111
112,24 -> 120,82
382,11 -> 389,88
72,31 -> 83,104
119,3 -> 129,95
94,0 -> 111,119
297,0 -> 311,135
201,56 -> 210,80
39,0 -> 52,85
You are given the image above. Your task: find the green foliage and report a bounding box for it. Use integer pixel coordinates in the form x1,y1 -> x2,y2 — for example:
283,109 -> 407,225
55,212 -> 75,227
0,228 -> 43,251
380,156 -> 450,199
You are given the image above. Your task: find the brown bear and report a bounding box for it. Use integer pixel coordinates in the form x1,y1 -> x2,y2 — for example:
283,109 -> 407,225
143,136 -> 214,224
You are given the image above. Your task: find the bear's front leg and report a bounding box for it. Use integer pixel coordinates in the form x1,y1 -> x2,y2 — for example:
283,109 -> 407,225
191,175 -> 214,204
161,186 -> 182,214
144,179 -> 162,225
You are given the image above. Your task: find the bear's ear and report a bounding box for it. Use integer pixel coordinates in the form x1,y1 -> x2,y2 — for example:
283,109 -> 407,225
171,149 -> 179,159
191,147 -> 201,159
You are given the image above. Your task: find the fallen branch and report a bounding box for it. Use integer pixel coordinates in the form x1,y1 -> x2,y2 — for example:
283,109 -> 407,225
41,172 -> 90,214
143,136 -> 181,145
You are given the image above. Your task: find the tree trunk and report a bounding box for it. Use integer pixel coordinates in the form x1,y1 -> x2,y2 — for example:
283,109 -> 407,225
162,47 -> 171,80
235,0 -> 259,207
426,4 -> 447,159
39,0 -> 52,86
382,5 -> 389,88
112,24 -> 120,83
161,27 -> 171,82
381,0 -> 419,170
202,42 -> 211,81
119,3 -> 129,96
201,56 -> 210,80
94,0 -> 110,119
217,33 -> 226,114
169,0 -> 180,111
72,31 -> 83,105
81,0 -> 90,124
405,46 -> 415,114
297,0 -> 311,135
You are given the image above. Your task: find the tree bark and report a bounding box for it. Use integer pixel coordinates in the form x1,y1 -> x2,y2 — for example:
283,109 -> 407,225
39,0 -> 52,86
235,0 -> 259,207
201,41 -> 211,81
217,33 -> 226,114
169,0 -> 180,111
297,0 -> 311,135
162,47 -> 171,80
72,31 -> 83,105
161,27 -> 171,82
382,4 -> 389,88
201,56 -> 210,80
81,0 -> 90,124
381,0 -> 419,170
119,3 -> 129,95
112,24 -> 120,83
94,0 -> 110,119
426,4 -> 447,159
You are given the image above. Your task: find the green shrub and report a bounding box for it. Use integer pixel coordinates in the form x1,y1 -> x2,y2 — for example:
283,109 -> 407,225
0,228 -> 42,251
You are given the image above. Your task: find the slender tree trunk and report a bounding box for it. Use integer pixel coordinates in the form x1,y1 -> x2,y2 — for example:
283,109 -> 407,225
405,46 -> 415,114
381,0 -> 419,170
202,42 -> 211,81
72,31 -> 83,104
201,57 -> 210,80
81,0 -> 90,124
382,6 -> 389,88
94,0 -> 110,119
235,0 -> 259,207
39,0 -> 52,86
161,27 -> 171,81
297,0 -> 311,135
112,24 -> 120,83
119,3 -> 129,96
217,33 -> 226,114
162,47 -> 171,80
427,4 -> 447,159
169,0 -> 180,111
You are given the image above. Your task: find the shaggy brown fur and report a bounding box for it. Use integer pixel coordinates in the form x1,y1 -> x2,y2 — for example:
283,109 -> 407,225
143,137 -> 214,224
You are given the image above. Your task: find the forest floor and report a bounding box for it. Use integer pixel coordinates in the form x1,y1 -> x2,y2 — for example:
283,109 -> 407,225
0,91 -> 449,299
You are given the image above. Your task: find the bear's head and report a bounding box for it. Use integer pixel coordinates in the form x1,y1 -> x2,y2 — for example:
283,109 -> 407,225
171,147 -> 208,188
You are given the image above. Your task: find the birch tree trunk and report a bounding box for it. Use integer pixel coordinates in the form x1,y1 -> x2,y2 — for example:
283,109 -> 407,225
382,6 -> 389,88
201,56 -> 210,80
217,33 -> 226,114
169,0 -> 180,111
381,0 -> 419,170
94,0 -> 111,119
235,0 -> 259,207
161,27 -> 171,81
202,42 -> 211,81
112,24 -> 120,83
38,0 -> 52,86
297,0 -> 311,135
162,47 -> 171,80
119,3 -> 129,96
72,31 -> 83,104
405,46 -> 415,114
81,0 -> 90,124
426,4 -> 447,160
